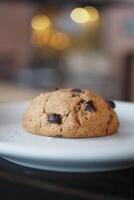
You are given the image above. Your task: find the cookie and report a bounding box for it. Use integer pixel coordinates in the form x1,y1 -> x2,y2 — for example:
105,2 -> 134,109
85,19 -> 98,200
23,88 -> 119,138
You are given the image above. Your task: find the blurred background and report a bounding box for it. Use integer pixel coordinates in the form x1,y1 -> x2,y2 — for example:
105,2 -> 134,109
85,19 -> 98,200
0,0 -> 134,102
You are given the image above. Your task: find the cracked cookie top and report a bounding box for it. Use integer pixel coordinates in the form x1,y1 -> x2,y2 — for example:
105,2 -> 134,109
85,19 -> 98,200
23,88 -> 119,138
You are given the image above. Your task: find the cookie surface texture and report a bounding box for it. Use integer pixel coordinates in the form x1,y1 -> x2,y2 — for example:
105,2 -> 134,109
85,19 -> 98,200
23,89 -> 119,138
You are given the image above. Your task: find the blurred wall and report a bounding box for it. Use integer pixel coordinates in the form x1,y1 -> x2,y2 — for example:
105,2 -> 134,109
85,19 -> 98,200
0,2 -> 35,78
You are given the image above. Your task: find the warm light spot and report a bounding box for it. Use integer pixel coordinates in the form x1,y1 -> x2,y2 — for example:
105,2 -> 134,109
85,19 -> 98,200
31,30 -> 45,46
70,8 -> 90,23
85,6 -> 100,22
42,29 -> 52,44
31,29 -> 70,49
31,15 -> 51,31
50,31 -> 70,50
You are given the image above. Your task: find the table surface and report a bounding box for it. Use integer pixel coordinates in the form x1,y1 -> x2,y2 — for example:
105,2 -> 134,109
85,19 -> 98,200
0,157 -> 134,200
0,81 -> 41,103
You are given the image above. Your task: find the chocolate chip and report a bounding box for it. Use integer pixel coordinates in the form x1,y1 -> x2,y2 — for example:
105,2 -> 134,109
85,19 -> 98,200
71,88 -> 82,93
55,88 -> 59,90
84,100 -> 96,112
80,99 -> 85,103
72,94 -> 77,97
106,100 -> 116,109
48,114 -> 62,124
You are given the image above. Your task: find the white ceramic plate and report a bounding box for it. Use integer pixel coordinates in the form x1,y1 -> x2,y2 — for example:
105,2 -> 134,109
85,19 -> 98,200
0,101 -> 134,172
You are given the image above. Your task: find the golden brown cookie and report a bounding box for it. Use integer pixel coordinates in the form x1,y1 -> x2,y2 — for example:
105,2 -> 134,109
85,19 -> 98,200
23,88 -> 119,138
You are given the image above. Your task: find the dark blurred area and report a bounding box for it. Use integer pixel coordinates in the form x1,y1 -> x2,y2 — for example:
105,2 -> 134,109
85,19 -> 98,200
0,0 -> 134,102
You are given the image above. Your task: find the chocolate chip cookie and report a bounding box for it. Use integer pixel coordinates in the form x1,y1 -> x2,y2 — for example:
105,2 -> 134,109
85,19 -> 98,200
23,89 -> 119,138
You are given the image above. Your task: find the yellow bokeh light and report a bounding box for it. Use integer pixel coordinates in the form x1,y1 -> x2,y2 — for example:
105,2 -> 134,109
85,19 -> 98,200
42,29 -> 52,44
31,15 -> 51,31
31,29 -> 70,50
85,6 -> 100,22
70,8 -> 90,23
50,31 -> 70,50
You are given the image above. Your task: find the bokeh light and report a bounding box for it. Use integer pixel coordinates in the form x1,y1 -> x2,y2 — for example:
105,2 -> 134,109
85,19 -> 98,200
31,29 -> 70,50
31,15 -> 51,31
85,6 -> 100,22
50,31 -> 70,50
70,8 -> 90,24
42,29 -> 52,44
31,30 -> 45,46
